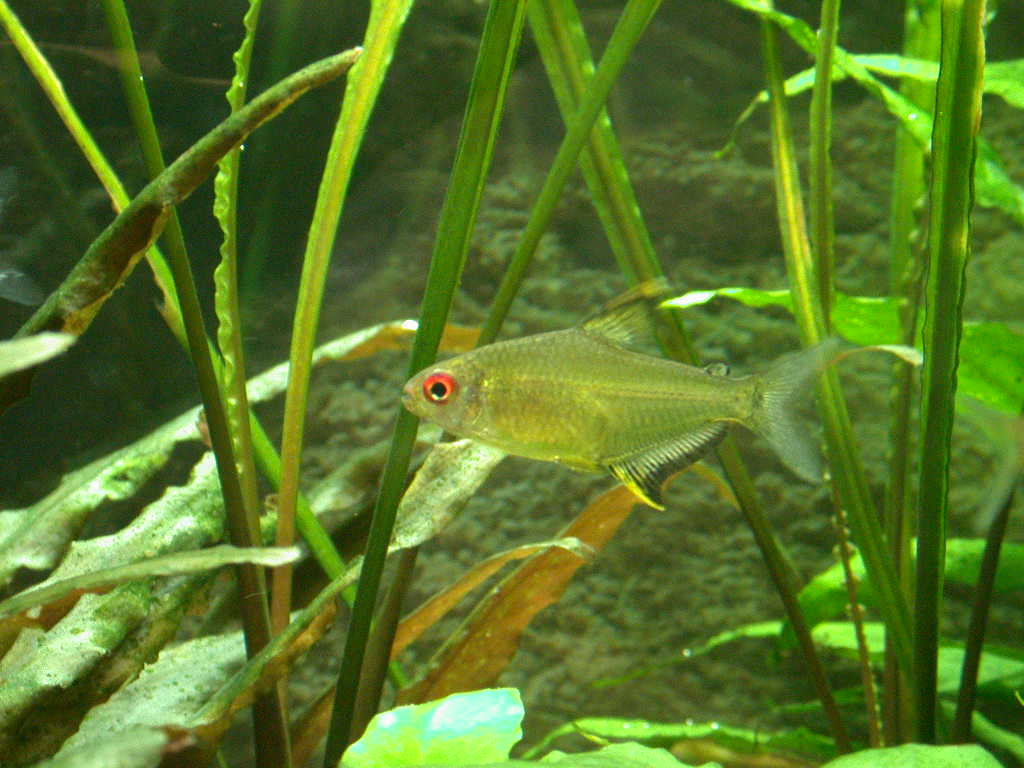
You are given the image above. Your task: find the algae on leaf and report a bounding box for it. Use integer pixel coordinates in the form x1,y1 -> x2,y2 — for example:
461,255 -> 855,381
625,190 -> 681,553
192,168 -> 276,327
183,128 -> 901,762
0,583 -> 151,753
0,409 -> 202,589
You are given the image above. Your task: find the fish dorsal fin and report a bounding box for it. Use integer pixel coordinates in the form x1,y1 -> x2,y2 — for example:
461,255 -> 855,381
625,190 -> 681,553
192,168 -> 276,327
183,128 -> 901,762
580,279 -> 670,349
605,421 -> 728,509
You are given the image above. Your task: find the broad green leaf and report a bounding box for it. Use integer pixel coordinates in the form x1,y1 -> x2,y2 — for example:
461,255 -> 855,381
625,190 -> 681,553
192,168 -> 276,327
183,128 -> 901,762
341,689 -> 524,767
38,726 -> 169,768
812,622 -> 1024,697
954,704 -> 1024,763
0,333 -> 74,377
591,621 -> 781,689
542,743 -> 699,767
0,583 -> 150,750
820,743 -> 1001,767
984,59 -> 1024,109
789,538 -> 1024,641
48,629 -> 246,762
527,715 -> 834,763
720,1 -> 1024,226
367,744 -> 714,768
664,287 -> 1024,413
0,545 -> 300,620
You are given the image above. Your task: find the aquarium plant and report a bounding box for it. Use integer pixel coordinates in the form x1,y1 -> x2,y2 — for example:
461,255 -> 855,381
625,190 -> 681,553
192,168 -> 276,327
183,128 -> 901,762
0,0 -> 1021,766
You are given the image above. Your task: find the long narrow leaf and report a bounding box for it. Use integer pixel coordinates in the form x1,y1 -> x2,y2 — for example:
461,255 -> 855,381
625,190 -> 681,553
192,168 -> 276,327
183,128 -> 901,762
323,0 -> 528,761
272,0 -> 415,636
0,546 -> 299,621
212,0 -> 265,569
760,2 -> 912,686
915,0 -> 985,742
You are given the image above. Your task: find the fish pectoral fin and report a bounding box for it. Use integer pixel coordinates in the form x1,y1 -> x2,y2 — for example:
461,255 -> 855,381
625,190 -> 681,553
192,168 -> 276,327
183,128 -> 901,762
580,279 -> 669,350
605,422 -> 728,509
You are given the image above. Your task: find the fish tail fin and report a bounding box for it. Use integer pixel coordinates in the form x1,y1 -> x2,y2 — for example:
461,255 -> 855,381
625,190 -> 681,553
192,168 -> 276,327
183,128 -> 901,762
749,337 -> 842,483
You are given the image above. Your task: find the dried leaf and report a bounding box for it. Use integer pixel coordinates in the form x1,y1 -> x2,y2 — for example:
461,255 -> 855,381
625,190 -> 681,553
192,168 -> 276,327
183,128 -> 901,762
398,486 -> 639,704
392,538 -> 589,657
335,320 -> 479,361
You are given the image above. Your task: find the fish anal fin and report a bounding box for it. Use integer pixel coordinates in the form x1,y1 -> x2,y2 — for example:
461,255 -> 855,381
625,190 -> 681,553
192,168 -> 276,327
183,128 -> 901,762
580,279 -> 670,349
605,421 -> 728,509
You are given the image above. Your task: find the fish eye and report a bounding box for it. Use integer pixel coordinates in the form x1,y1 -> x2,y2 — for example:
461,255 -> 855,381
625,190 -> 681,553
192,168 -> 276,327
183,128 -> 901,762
423,372 -> 457,404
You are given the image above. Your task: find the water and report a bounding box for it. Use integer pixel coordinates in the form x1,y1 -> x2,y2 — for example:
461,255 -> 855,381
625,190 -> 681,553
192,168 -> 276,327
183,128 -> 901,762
1,1 -> 1022,765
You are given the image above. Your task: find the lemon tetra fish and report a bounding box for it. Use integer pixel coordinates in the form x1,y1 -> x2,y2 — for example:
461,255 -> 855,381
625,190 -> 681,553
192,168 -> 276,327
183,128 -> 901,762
403,283 -> 836,509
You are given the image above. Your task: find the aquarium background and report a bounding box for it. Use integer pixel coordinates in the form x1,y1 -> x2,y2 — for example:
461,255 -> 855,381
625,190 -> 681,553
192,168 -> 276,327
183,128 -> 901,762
0,0 -> 1022,765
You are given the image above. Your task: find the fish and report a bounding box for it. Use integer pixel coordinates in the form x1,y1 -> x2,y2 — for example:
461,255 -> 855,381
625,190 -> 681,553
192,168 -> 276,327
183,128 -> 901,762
402,283 -> 837,509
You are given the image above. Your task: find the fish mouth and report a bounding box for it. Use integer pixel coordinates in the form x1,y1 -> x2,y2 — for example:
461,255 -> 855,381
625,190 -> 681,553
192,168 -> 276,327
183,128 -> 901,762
400,379 -> 417,412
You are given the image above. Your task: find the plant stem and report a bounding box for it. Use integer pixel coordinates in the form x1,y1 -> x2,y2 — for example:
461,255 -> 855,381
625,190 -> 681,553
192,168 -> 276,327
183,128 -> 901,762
883,0 -> 938,743
914,0 -> 985,742
99,1 -> 289,763
951,481 -> 1015,741
477,0 -> 663,346
322,0 -> 526,762
761,2 -> 913,681
833,498 -> 881,747
272,0 -> 413,636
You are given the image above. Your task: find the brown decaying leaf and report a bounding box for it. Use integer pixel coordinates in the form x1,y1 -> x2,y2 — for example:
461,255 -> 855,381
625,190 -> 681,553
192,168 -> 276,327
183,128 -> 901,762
398,485 -> 640,704
391,540 -> 587,658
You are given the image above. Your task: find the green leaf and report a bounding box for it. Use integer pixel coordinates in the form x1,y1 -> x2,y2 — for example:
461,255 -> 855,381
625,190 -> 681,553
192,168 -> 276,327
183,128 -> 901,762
541,743 -> 701,767
39,726 -> 169,768
592,621 -> 782,689
527,715 -> 833,763
720,2 -> 1024,228
0,584 -> 151,747
811,622 -> 1024,697
820,743 -> 1001,767
984,59 -> 1024,109
50,629 -> 246,762
0,410 -> 207,589
790,538 -> 1024,641
0,545 -> 300,620
663,287 -> 1024,413
340,689 -> 524,767
392,440 -> 507,549
0,333 -> 74,377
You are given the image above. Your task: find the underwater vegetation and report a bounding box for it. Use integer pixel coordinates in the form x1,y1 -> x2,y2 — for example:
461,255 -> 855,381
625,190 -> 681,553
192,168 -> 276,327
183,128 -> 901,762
0,0 -> 1022,766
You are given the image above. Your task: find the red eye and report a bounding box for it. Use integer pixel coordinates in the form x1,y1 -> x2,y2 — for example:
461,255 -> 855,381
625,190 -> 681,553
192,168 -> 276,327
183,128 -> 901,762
422,372 -> 457,404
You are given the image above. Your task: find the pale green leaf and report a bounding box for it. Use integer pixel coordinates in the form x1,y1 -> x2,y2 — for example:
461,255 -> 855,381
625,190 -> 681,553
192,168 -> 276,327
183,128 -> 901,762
0,545 -> 299,620
0,333 -> 74,377
341,688 -> 524,767
392,439 -> 507,550
821,743 -> 1001,768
